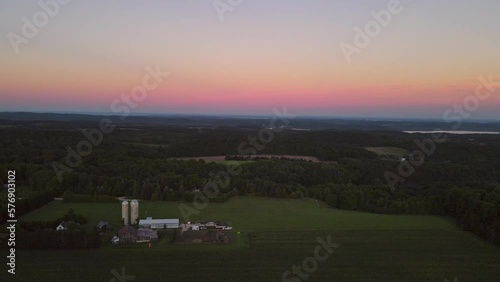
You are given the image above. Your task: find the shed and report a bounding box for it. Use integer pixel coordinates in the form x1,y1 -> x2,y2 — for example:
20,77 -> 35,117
97,220 -> 112,232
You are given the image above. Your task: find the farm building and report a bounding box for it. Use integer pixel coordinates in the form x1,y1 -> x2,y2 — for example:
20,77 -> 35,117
56,222 -> 68,231
138,217 -> 179,229
137,228 -> 158,242
118,225 -> 137,243
111,236 -> 120,245
96,220 -> 112,232
180,221 -> 232,232
56,222 -> 80,231
130,200 -> 139,225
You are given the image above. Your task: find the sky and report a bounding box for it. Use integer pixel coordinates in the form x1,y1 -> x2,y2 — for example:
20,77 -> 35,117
1,0 -> 500,119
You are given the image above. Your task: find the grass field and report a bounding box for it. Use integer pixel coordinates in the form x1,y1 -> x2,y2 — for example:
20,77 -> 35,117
6,197 -> 500,281
365,147 -> 409,159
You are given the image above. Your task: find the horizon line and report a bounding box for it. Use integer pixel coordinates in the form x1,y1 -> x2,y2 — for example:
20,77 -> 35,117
1,110 -> 500,123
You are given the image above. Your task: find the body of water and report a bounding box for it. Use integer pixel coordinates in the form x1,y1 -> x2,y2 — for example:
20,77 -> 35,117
404,130 -> 500,135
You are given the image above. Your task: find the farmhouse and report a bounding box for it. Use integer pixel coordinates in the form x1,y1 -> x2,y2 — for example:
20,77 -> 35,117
138,217 -> 179,229
118,225 -> 137,243
56,222 -> 68,231
137,228 -> 158,242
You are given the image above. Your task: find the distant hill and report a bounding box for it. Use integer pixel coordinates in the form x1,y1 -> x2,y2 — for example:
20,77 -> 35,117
0,112 -> 499,132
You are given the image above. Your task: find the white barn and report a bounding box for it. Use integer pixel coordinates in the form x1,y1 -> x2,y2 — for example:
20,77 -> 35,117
138,217 -> 179,229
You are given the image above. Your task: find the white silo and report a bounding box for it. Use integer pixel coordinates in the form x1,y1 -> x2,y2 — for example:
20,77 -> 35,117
121,201 -> 129,225
130,200 -> 139,225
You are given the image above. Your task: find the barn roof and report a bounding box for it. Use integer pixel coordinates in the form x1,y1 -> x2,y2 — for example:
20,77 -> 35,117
118,225 -> 137,236
138,218 -> 179,225
137,228 -> 158,238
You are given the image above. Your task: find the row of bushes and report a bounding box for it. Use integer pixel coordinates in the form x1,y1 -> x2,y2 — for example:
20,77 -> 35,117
0,191 -> 53,225
19,209 -> 89,232
13,228 -> 101,249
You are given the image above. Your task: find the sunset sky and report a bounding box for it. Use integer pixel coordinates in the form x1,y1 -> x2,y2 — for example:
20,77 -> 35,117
1,0 -> 500,118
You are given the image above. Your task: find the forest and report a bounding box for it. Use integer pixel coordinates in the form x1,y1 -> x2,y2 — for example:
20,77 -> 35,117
0,120 -> 499,246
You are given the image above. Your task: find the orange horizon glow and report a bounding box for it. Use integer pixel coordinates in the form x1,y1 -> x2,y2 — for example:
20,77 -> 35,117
1,1 -> 500,118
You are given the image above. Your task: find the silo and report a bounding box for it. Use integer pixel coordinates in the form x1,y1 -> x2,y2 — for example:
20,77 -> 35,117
130,200 -> 139,225
121,201 -> 129,225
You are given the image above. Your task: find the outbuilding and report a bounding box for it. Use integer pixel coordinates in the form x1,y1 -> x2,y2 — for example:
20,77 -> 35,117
97,220 -> 112,232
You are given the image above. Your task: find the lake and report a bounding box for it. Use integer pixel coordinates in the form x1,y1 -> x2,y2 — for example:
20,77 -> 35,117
404,130 -> 500,135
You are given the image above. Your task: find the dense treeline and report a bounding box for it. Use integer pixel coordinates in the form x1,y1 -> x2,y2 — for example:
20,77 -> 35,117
14,228 -> 101,249
445,186 -> 500,244
306,183 -> 500,245
1,124 -> 500,245
0,191 -> 53,224
62,191 -> 118,203
2,125 -> 500,164
1,209 -> 97,249
20,211 -> 88,231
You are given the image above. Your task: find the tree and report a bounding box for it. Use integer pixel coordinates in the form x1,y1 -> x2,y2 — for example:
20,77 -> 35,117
132,181 -> 140,198
141,182 -> 154,200
325,194 -> 338,208
113,180 -> 127,196
151,192 -> 160,201
339,191 -> 357,210
46,177 -> 63,195
161,186 -> 170,201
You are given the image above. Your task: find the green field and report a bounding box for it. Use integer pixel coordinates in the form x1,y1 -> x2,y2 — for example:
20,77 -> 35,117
7,197 -> 500,281
365,147 -> 409,159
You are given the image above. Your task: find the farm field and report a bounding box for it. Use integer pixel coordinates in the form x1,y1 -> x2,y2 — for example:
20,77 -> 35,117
364,147 -> 409,159
19,197 -> 457,231
8,197 -> 500,281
